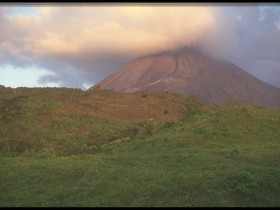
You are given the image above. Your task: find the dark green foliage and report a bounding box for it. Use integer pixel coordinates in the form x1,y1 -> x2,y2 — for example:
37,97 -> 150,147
224,171 -> 258,195
163,121 -> 175,129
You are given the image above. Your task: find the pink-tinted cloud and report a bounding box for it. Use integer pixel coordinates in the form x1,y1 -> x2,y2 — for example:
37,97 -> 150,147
0,4 -> 280,88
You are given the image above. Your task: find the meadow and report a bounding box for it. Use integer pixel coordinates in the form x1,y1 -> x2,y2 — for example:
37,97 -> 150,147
0,86 -> 279,207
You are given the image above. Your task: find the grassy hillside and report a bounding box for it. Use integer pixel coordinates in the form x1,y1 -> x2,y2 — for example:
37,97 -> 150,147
0,87 -> 187,155
0,86 -> 279,207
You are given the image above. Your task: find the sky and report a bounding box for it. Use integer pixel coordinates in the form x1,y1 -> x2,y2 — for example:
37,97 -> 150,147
0,3 -> 280,90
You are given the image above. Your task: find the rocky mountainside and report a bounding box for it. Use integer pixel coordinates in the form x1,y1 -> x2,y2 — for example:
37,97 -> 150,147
91,48 -> 280,107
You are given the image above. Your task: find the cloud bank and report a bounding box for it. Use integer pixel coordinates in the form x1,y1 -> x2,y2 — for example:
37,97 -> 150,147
0,4 -> 280,88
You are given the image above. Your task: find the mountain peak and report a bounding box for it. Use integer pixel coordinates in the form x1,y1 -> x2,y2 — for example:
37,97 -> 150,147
90,49 -> 280,107
141,46 -> 204,58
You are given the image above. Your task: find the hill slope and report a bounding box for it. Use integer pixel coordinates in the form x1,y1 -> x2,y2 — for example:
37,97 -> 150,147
0,87 -> 280,206
92,48 -> 280,107
0,86 -> 190,155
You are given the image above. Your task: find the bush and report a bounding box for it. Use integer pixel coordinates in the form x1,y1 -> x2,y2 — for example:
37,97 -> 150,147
34,149 -> 57,159
120,122 -> 153,139
163,121 -> 175,129
224,171 -> 258,195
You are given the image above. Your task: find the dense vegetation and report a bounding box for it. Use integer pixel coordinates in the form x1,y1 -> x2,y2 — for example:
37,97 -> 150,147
0,86 -> 279,207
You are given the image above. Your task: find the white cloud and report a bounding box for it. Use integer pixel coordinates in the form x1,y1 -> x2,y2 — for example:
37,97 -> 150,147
0,64 -> 59,88
0,5 -> 280,88
1,6 -> 218,58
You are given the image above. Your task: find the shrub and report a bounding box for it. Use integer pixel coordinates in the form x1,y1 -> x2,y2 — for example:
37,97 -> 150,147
163,121 -> 175,129
34,149 -> 57,159
224,171 -> 258,195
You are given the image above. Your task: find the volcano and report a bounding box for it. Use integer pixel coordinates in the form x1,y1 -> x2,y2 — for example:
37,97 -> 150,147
90,47 -> 280,107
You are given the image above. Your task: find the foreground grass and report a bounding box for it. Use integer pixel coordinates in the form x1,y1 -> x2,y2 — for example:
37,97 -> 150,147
0,100 -> 279,207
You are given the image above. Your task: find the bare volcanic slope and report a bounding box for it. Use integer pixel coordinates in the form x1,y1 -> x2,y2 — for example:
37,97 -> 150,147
91,48 -> 280,107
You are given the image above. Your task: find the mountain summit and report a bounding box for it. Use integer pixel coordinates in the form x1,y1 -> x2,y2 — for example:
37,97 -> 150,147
90,48 -> 280,107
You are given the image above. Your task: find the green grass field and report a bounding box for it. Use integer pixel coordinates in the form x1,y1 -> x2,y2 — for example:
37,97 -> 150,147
0,86 -> 280,207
